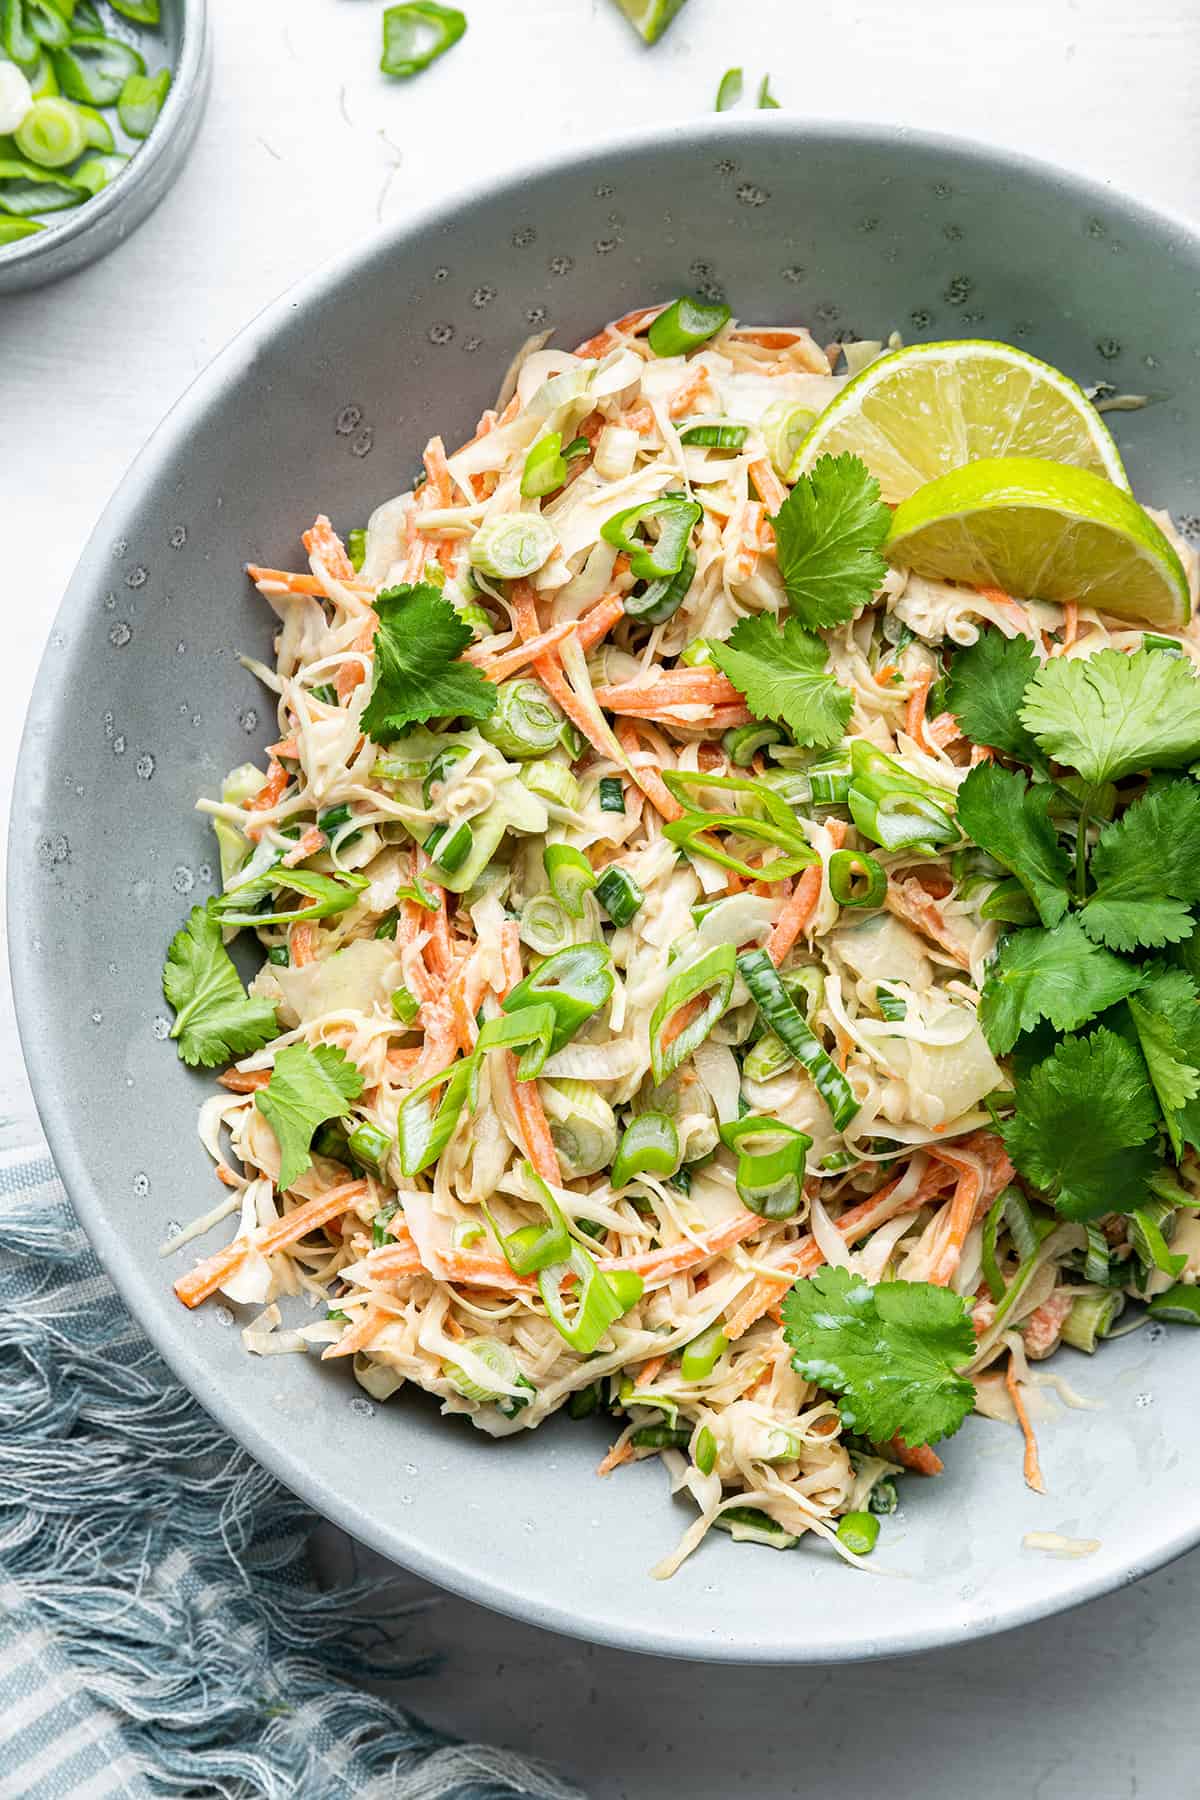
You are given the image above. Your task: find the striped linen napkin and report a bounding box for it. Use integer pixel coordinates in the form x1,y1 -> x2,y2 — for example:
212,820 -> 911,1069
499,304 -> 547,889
0,1143 -> 582,1800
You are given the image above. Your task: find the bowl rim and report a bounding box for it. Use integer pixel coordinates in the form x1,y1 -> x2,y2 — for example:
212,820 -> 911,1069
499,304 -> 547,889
12,113 -> 1200,1663
0,0 -> 209,277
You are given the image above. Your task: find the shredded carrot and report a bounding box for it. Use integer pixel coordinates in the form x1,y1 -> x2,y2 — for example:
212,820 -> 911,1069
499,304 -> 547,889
748,457 -> 787,513
422,435 -> 453,506
174,1179 -> 368,1309
498,919 -> 524,996
667,364 -> 711,419
729,328 -> 808,350
593,671 -> 744,711
875,663 -> 898,686
887,1437 -> 944,1477
1059,600 -> 1079,653
573,305 -> 665,360
302,515 -> 356,582
927,1160 -> 983,1287
247,760 -> 288,814
217,1068 -> 270,1094
616,721 -> 685,823
975,585 -> 1032,634
905,666 -> 933,752
425,889 -> 454,978
321,1301 -> 387,1360
281,825 -> 326,867
267,735 -> 299,759
246,566 -> 375,600
505,1056 -> 562,1185
925,710 -> 961,749
969,744 -> 994,767
601,1211 -> 763,1283
575,591 -> 626,650
290,923 -> 316,968
885,877 -> 970,970
636,1353 -> 668,1388
766,864 -> 822,965
469,620 -> 578,680
1006,1357 -> 1047,1493
597,1438 -> 635,1476
535,651 -> 616,761
335,615 -> 378,702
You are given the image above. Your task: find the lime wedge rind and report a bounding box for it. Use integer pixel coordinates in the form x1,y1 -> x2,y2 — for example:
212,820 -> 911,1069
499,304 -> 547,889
794,339 -> 1130,504
885,456 -> 1190,630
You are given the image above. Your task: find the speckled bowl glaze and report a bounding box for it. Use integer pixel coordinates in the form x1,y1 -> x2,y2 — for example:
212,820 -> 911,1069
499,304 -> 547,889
12,119 -> 1200,1663
0,0 -> 209,294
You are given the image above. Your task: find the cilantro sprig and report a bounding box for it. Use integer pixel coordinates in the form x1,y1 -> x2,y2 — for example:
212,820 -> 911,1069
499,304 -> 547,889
709,613 -> 852,748
781,1267 -> 977,1448
360,582 -> 498,742
256,1042 -> 365,1190
770,452 -> 890,627
163,905 -> 279,1068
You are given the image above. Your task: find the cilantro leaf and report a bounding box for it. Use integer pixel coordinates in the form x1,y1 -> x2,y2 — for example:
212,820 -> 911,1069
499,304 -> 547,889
979,916 -> 1142,1056
944,628 -> 1039,761
781,1267 -> 976,1448
956,762 -> 1071,927
1002,1028 -> 1160,1220
771,452 -> 890,628
708,614 -> 852,748
1121,964 -> 1200,1158
255,1042 -> 365,1189
360,583 -> 498,743
1020,648 -> 1200,786
1081,781 -> 1200,951
162,905 -> 279,1069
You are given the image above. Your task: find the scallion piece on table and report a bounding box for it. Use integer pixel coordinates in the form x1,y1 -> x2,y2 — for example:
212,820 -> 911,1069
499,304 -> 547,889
680,1319 -> 727,1382
722,720 -> 784,765
649,943 -> 736,1084
544,843 -> 596,918
538,1245 -> 643,1354
117,66 -> 170,139
13,95 -> 84,166
719,1116 -> 811,1219
679,422 -> 749,449
598,775 -> 626,813
391,985 -> 420,1024
595,864 -> 643,927
612,0 -> 688,45
836,1511 -> 880,1556
423,819 -> 474,874
624,546 -> 696,625
521,430 -> 568,498
713,1507 -> 797,1549
52,35 -> 146,106
480,678 -> 563,759
647,295 -> 732,358
380,1 -> 466,78
601,492 -> 701,581
502,942 -> 613,1052
469,512 -> 556,580
611,1110 -> 679,1188
757,73 -> 780,109
714,67 -> 743,112
737,947 -> 860,1129
828,848 -> 887,909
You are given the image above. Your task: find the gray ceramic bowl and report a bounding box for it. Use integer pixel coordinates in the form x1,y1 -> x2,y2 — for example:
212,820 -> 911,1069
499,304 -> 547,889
0,0 -> 209,294
12,118 -> 1200,1663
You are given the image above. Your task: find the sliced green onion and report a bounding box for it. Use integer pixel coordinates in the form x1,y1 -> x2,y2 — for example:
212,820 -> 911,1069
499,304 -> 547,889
805,752 -> 852,807
828,849 -> 887,909
1083,1222 -> 1112,1286
518,893 -> 574,956
848,740 -> 957,853
719,1116 -> 810,1219
423,820 -> 474,874
266,945 -> 289,968
631,1423 -> 691,1449
1147,1282 -> 1200,1325
523,758 -> 580,808
453,1219 -> 485,1250
502,941 -> 613,1052
567,1382 -> 601,1418
109,0 -> 161,19
348,1120 -> 392,1173
14,94 -> 84,166
562,435 -> 590,461
476,1002 -> 558,1081
723,721 -> 784,765
52,34 -> 145,105
876,985 -> 906,1023
611,1111 -> 679,1187
647,295 -> 732,358
421,743 -> 470,806
649,944 -> 736,1084
397,1055 -> 476,1175
679,638 -> 714,668
469,512 -> 556,580
761,399 -> 817,480
1143,631 -> 1184,657
213,867 -> 368,929
485,1165 -> 571,1273
444,1337 -> 522,1405
624,546 -> 696,624
693,1425 -> 717,1474
310,683 -> 338,707
980,1188 -> 1008,1303
680,1319 -> 727,1381
396,874 -> 439,911
1004,1186 -> 1047,1263
741,1029 -> 791,1084
714,65 -> 743,111
713,1507 -> 797,1549
347,528 -> 367,572
372,1200 -> 401,1247
737,947 -> 860,1129
116,65 -> 169,138
538,1244 -> 644,1353
1061,1291 -> 1124,1354
541,1079 -> 618,1177
758,73 -> 780,109
480,678 -> 563,759
1129,1203 -> 1186,1278
680,422 -> 749,449
595,864 -> 644,926
0,155 -> 84,213
391,985 -> 420,1024
380,1 -> 466,76
598,775 -> 626,813
837,1511 -> 880,1556
868,1476 -> 898,1515
544,843 -> 596,918
521,430 -> 568,498
0,214 -> 43,243
3,0 -> 38,61
601,492 -> 701,581
979,877 -> 1040,925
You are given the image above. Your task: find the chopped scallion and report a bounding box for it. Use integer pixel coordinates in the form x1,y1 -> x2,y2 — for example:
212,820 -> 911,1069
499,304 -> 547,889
595,863 -> 644,926
647,295 -> 733,358
380,1 -> 466,77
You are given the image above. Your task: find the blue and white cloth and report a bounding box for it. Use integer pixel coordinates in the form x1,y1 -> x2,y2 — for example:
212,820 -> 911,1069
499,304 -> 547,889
0,1145 -> 581,1800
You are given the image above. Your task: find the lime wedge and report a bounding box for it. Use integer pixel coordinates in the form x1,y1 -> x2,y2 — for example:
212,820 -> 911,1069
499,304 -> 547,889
613,0 -> 687,42
885,457 -> 1190,628
792,340 -> 1128,503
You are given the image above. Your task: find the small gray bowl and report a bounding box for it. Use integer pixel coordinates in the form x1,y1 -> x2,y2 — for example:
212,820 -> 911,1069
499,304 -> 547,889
0,0 -> 209,294
11,118 -> 1200,1663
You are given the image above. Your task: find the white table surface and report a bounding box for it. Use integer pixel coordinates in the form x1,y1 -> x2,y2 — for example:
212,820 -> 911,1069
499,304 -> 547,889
5,1 -> 1200,1791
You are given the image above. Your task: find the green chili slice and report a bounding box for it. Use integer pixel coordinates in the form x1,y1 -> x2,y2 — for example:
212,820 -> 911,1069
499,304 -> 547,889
624,546 -> 696,625
847,740 -> 957,853
680,1319 -> 727,1381
649,944 -> 736,1084
723,721 -> 785,765
484,1165 -> 571,1274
